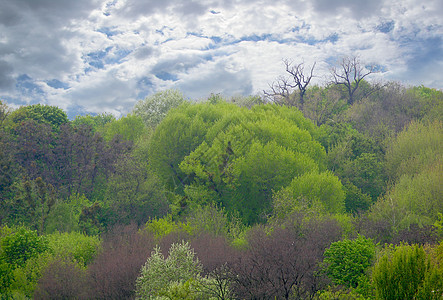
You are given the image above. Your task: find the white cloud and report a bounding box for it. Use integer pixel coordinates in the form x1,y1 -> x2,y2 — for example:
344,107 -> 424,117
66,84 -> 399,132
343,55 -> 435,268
0,0 -> 442,117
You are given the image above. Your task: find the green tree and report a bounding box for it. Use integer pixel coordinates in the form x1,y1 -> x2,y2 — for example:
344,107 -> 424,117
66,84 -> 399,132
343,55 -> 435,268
102,113 -> 145,142
372,243 -> 439,300
133,89 -> 185,128
385,120 -> 442,181
135,241 -> 203,299
0,226 -> 48,296
71,112 -> 116,132
273,171 -> 345,219
323,235 -> 375,289
7,104 -> 68,131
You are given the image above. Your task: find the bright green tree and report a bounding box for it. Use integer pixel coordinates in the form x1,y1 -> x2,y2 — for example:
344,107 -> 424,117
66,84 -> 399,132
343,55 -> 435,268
0,226 -> 48,297
372,243 -> 441,300
323,235 -> 375,289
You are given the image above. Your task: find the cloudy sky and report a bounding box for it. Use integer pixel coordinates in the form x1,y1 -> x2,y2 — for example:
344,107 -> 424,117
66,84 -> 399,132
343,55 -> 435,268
0,0 -> 442,117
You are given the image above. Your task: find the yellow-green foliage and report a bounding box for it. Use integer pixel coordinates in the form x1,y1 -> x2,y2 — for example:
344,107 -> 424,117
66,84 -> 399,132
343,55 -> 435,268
144,215 -> 192,240
273,171 -> 345,219
46,231 -> 101,266
385,120 -> 442,181
372,243 -> 442,300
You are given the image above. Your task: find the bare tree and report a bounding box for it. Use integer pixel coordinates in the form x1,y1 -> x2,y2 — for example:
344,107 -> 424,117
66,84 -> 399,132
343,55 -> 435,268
330,55 -> 376,105
264,59 -> 316,108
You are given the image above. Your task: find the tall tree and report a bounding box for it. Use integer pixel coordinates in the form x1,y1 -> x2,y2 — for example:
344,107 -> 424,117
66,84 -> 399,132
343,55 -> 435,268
330,56 -> 376,105
264,60 -> 316,107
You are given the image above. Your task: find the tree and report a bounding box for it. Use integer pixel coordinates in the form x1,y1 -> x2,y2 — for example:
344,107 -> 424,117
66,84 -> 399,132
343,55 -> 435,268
385,120 -> 442,181
135,240 -> 203,299
7,104 -> 68,130
133,89 -> 185,128
330,56 -> 376,105
88,225 -> 155,299
71,113 -> 116,132
264,59 -> 316,107
230,215 -> 342,299
34,258 -> 89,300
372,243 -> 442,300
323,235 -> 375,289
0,100 -> 11,126
0,226 -> 48,297
273,171 -> 346,219
101,113 -> 145,142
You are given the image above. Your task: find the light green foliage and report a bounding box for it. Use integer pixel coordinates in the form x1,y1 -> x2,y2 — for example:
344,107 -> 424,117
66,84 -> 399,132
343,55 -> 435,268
372,243 -> 440,300
0,100 -> 11,126
323,235 -> 375,289
149,101 -> 329,223
273,171 -> 345,219
303,85 -> 348,126
46,231 -> 101,266
388,164 -> 442,224
7,103 -> 68,130
102,113 -> 145,142
370,121 -> 443,232
136,241 -> 203,299
0,226 -> 48,296
148,102 -> 221,190
144,215 -> 185,240
342,180 -> 373,215
0,226 -> 48,269
0,230 -> 98,298
71,112 -> 116,132
385,120 -> 442,181
133,89 -> 185,128
7,252 -> 53,298
317,286 -> 367,300
407,85 -> 443,122
184,204 -> 245,240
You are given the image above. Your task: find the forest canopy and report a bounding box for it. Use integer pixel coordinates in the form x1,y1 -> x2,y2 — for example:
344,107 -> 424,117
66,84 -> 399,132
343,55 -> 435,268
0,76 -> 442,299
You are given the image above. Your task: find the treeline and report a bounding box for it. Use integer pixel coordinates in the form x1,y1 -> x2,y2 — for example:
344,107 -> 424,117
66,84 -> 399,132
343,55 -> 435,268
0,80 -> 442,299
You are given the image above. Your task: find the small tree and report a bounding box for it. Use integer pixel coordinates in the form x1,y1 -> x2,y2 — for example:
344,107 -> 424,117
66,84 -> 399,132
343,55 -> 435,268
133,89 -> 185,128
323,235 -> 375,289
135,240 -> 203,299
372,243 -> 438,300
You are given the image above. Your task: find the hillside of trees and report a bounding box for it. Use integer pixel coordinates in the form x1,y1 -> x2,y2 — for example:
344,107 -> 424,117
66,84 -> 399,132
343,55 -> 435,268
0,69 -> 442,299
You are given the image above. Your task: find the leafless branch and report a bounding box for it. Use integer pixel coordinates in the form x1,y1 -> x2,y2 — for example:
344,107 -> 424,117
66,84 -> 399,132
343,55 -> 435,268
330,55 -> 377,104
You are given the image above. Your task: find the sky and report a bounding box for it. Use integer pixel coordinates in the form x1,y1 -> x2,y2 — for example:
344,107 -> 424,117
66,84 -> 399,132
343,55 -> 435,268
0,0 -> 442,118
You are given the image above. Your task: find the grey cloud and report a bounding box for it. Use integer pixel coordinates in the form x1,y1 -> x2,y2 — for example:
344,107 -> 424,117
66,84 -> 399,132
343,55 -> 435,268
0,60 -> 14,89
62,74 -> 138,116
151,53 -> 211,80
0,0 -> 99,25
134,46 -> 154,60
310,0 -> 384,18
175,61 -> 253,99
114,0 -> 215,18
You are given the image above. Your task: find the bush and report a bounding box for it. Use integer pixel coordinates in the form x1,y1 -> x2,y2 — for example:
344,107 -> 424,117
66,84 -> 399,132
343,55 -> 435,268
135,240 -> 203,299
88,224 -> 155,299
323,235 -> 375,289
372,243 -> 442,299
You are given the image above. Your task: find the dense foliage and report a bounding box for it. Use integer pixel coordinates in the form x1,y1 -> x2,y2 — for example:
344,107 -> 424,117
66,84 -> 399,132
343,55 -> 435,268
0,78 -> 442,299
